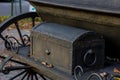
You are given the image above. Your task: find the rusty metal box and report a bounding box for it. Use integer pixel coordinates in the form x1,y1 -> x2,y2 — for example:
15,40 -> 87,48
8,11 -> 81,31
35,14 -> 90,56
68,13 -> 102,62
30,23 -> 104,75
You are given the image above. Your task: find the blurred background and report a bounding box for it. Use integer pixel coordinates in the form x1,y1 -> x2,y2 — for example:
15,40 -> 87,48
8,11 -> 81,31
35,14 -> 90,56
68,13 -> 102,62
0,0 -> 35,16
0,0 -> 36,23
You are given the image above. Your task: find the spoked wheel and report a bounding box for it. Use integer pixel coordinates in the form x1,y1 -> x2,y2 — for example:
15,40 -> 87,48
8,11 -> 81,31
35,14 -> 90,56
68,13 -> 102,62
0,12 -> 49,80
8,68 -> 48,80
0,12 -> 40,54
0,55 -> 48,80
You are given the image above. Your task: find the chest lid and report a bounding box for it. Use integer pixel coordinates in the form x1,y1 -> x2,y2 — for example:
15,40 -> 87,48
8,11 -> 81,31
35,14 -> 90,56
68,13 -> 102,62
32,23 -> 90,43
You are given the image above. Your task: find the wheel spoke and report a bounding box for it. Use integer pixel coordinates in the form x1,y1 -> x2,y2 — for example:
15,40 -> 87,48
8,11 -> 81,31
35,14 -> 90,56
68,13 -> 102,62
31,74 -> 33,80
14,22 -> 25,46
0,34 -> 7,42
27,72 -> 31,80
21,72 -> 28,80
9,70 -> 26,80
34,74 -> 39,80
32,17 -> 35,27
0,56 -> 26,65
0,12 -> 46,80
39,74 -> 47,80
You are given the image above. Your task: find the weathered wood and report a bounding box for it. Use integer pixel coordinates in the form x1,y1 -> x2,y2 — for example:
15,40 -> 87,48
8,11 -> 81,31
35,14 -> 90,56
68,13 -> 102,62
3,48 -> 120,80
29,0 -> 120,58
31,23 -> 104,77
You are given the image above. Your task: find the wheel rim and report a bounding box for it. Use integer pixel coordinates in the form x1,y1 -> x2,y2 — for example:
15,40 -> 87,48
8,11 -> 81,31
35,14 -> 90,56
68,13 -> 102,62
0,12 -> 39,54
0,12 -> 49,80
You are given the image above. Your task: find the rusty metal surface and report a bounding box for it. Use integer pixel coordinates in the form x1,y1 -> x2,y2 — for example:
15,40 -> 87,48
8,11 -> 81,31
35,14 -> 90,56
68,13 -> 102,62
29,0 -> 120,14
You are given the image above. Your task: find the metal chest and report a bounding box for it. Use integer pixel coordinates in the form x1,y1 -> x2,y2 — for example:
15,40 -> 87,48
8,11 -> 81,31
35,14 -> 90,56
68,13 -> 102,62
30,23 -> 104,75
